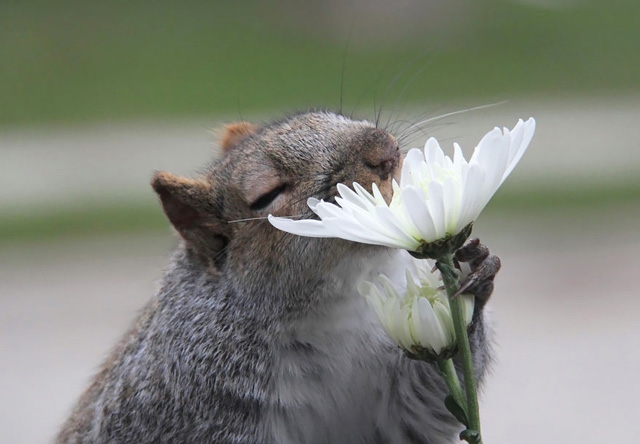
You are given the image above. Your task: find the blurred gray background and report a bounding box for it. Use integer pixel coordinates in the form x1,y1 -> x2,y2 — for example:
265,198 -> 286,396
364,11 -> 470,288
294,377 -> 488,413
1,0 -> 639,442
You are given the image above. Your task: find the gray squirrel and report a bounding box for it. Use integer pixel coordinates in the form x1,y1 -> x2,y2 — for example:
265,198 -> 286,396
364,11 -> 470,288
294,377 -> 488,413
56,111 -> 498,444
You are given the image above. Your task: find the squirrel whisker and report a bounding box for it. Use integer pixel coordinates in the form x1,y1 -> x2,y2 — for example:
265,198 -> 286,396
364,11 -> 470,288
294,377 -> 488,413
399,101 -> 508,137
227,215 -> 307,224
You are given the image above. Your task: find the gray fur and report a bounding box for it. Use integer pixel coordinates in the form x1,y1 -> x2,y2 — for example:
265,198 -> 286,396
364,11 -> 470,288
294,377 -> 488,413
56,111 -> 493,444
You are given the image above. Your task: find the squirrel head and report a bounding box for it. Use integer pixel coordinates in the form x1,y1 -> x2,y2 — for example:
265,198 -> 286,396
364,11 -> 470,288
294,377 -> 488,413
152,111 -> 401,285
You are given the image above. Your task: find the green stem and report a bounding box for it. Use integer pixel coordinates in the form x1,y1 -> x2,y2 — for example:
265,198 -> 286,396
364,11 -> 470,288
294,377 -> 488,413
437,255 -> 483,444
436,358 -> 467,416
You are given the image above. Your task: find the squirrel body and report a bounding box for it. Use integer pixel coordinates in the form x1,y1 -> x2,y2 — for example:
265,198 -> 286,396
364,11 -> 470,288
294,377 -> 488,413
56,111 -> 492,444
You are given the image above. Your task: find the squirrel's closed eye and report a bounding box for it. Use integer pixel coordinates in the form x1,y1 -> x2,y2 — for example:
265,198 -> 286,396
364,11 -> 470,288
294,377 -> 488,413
250,183 -> 288,211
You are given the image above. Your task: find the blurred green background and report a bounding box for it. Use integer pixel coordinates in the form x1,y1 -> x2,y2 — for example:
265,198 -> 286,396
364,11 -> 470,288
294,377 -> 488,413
2,0 -> 639,126
2,2 -> 640,443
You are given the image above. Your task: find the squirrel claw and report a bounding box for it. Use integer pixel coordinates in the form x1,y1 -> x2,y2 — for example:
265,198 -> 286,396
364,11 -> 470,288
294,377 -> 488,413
453,239 -> 501,307
455,238 -> 489,268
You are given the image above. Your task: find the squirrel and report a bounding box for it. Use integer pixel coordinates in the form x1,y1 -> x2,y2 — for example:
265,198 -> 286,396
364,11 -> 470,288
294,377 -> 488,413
55,111 -> 498,444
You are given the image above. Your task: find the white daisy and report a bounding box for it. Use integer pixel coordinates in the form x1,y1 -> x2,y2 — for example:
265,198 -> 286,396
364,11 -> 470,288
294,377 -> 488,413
268,118 -> 535,256
359,257 -> 474,360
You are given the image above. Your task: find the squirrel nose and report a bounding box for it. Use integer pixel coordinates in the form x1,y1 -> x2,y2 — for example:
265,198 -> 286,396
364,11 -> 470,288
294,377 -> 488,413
362,130 -> 401,181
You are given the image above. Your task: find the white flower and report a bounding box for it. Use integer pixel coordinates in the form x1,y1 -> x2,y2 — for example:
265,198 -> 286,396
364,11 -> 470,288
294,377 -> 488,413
359,257 -> 474,359
268,118 -> 535,253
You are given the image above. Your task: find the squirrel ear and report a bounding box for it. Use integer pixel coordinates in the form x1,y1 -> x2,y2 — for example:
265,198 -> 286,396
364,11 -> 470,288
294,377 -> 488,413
151,172 -> 211,231
220,121 -> 259,151
151,172 -> 229,268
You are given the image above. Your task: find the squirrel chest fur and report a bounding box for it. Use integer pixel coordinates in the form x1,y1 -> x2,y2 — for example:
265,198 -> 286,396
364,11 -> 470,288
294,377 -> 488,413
56,112 -> 492,444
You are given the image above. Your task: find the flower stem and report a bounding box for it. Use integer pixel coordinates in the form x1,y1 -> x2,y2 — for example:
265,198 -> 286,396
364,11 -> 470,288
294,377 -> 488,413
436,358 -> 467,418
437,255 -> 483,444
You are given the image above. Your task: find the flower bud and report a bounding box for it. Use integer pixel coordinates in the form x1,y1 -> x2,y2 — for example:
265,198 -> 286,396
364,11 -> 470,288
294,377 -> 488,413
359,259 -> 474,362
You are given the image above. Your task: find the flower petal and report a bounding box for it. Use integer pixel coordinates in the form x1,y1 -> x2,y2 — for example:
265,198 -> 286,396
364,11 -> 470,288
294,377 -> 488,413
371,206 -> 421,249
425,180 -> 446,238
424,137 -> 446,167
472,127 -> 511,197
321,217 -> 408,248
460,294 -> 475,326
441,175 -> 461,235
415,297 -> 449,353
456,164 -> 486,229
401,148 -> 426,187
267,215 -> 329,237
432,299 -> 456,346
502,118 -> 536,182
352,182 -> 381,207
336,183 -> 374,211
401,186 -> 438,241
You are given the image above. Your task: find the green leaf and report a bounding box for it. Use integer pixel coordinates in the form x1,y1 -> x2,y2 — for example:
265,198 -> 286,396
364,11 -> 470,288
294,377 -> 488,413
444,394 -> 469,427
459,429 -> 481,444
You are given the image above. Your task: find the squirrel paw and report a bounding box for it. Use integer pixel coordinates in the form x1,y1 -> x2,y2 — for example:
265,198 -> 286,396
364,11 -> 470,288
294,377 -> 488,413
452,238 -> 501,307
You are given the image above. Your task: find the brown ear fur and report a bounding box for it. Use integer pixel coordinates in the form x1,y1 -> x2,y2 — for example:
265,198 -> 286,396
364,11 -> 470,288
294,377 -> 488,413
151,172 -> 229,269
151,172 -> 209,231
220,122 -> 259,151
